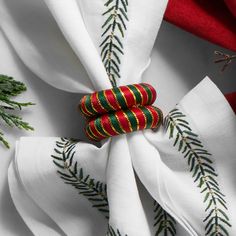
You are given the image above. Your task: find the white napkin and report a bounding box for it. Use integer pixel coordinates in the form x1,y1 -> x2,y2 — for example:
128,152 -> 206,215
1,0 -> 236,235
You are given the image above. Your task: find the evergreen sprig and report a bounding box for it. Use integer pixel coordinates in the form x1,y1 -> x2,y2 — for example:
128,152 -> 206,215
164,108 -> 231,236
0,74 -> 34,148
154,201 -> 177,236
100,0 -> 129,87
52,138 -> 109,219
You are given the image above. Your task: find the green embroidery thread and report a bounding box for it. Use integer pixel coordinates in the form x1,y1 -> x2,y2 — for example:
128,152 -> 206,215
164,108 -> 231,236
52,138 -> 128,235
154,201 -> 177,236
107,225 -> 128,236
100,0 -> 129,87
52,138 -> 109,219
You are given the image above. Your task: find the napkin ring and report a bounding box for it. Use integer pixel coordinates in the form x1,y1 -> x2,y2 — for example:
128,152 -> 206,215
79,83 -> 163,141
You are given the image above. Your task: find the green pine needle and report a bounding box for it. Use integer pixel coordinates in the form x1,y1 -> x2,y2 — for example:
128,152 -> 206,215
52,138 -> 109,219
100,0 -> 129,87
0,74 -> 34,149
107,225 -> 128,236
153,200 -> 177,236
164,108 -> 231,236
52,138 -> 127,235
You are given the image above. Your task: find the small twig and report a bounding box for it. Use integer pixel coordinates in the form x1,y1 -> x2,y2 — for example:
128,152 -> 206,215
214,51 -> 236,72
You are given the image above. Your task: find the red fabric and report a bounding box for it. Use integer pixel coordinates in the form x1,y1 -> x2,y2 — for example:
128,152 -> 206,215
225,0 -> 236,17
164,0 -> 236,52
225,92 -> 236,114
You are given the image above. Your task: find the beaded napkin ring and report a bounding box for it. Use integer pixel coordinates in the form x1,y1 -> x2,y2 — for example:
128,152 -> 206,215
79,83 -> 163,141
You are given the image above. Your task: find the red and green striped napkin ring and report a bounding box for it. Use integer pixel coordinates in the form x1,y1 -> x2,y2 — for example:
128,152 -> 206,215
86,105 -> 163,141
79,83 -> 157,118
79,83 -> 163,141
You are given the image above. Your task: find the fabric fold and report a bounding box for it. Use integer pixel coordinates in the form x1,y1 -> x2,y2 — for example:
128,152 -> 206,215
10,138 -> 110,235
107,136 -> 151,235
8,78 -> 236,235
144,77 -> 236,235
0,0 -> 94,93
43,0 -> 110,91
3,0 -> 235,235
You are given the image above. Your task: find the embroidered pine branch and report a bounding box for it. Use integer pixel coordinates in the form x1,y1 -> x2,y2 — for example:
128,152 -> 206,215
153,201 -> 177,236
214,51 -> 236,72
164,109 -> 231,236
52,138 -> 109,219
52,138 -> 128,235
0,74 -> 34,148
100,0 -> 129,87
106,225 -> 128,236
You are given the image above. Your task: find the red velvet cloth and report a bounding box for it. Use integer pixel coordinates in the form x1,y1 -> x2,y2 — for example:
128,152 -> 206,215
225,0 -> 236,18
164,0 -> 236,52
225,92 -> 236,114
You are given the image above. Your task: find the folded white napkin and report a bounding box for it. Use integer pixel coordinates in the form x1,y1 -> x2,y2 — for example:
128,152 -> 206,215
1,0 -> 236,235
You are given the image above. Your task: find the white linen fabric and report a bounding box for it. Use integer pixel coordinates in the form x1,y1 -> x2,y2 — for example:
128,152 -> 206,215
0,0 -> 235,235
